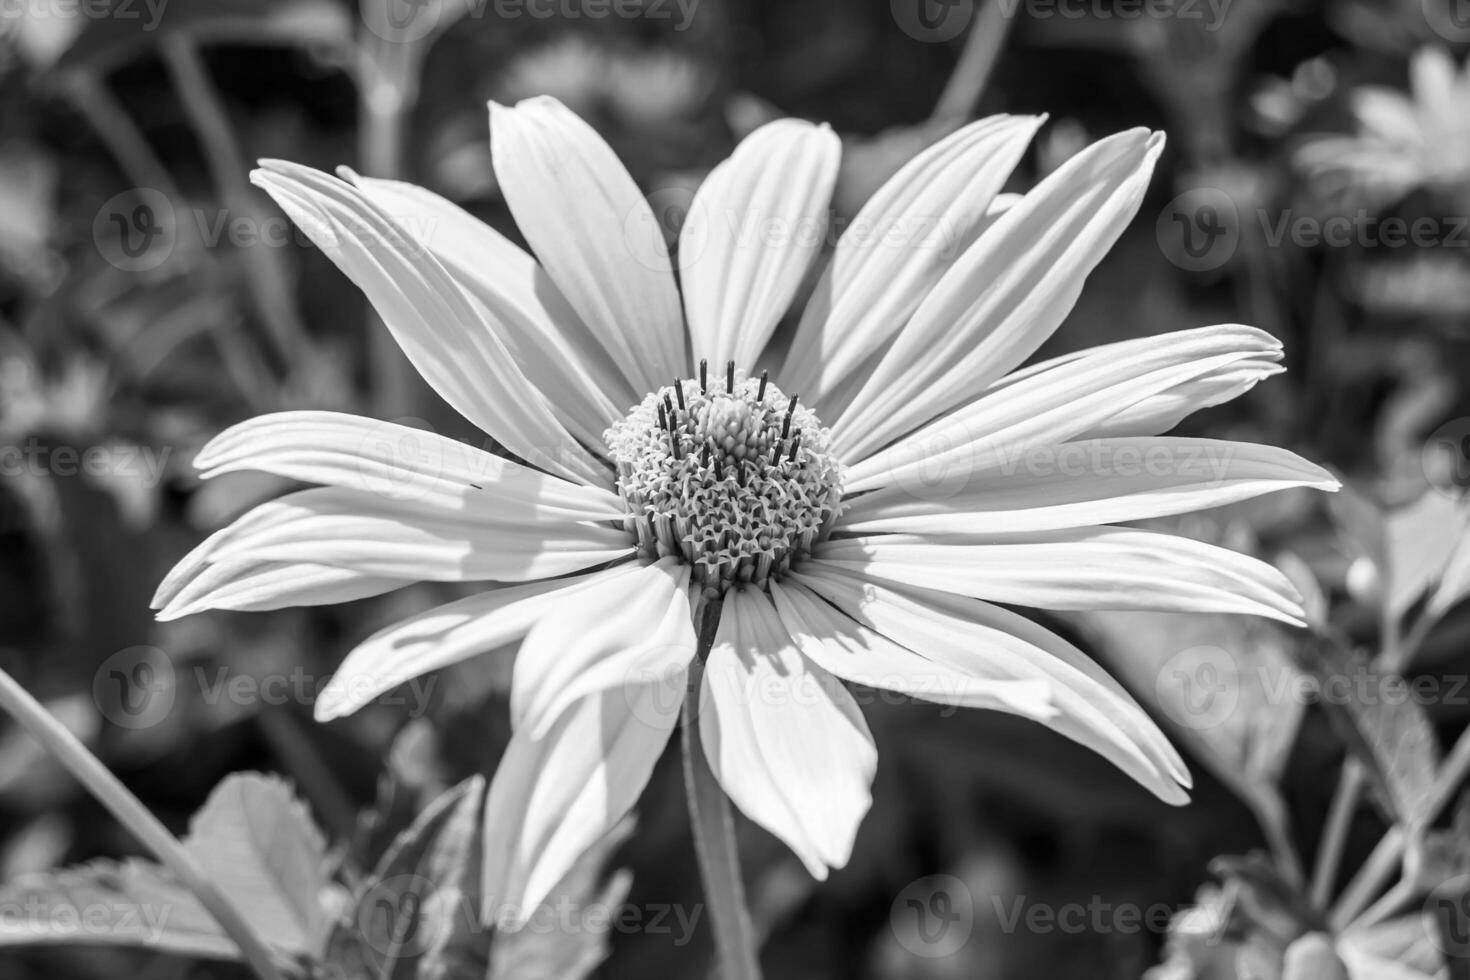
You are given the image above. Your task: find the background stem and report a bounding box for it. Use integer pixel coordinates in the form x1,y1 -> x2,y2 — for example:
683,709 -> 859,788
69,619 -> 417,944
0,667 -> 286,980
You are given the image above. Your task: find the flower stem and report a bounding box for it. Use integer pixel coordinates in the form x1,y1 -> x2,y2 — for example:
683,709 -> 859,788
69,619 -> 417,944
1310,760 -> 1364,911
0,666 -> 286,980
681,599 -> 762,980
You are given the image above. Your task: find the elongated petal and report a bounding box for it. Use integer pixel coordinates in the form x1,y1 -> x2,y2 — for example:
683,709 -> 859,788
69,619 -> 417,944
682,119 -> 839,371
194,411 -> 626,522
984,324 -> 1284,439
790,567 -> 1190,803
834,129 -> 1165,462
769,581 -> 1055,716
155,558 -> 402,622
153,487 -> 635,619
482,684 -> 682,923
314,569 -> 629,721
346,173 -> 637,442
490,97 -> 686,390
512,559 -> 696,739
251,162 -> 607,487
844,325 -> 1283,495
815,529 -> 1306,625
782,115 -> 1043,411
700,587 -> 876,878
839,438 -> 1338,533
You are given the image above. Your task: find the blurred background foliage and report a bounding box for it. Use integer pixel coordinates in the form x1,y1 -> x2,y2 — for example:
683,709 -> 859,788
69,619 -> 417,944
2,0 -> 1470,977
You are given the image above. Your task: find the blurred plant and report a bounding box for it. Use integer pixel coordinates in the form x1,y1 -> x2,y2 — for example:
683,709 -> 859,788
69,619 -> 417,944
1295,48 -> 1470,213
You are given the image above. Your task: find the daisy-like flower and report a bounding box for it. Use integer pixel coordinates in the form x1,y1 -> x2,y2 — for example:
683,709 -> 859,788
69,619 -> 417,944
154,97 -> 1336,918
1295,48 -> 1470,209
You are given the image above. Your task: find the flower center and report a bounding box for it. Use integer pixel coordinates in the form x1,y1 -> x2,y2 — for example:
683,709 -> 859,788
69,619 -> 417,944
605,360 -> 843,597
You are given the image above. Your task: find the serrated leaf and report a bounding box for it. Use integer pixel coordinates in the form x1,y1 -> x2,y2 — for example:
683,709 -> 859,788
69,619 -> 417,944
1324,660 -> 1442,829
183,771 -> 331,957
0,858 -> 242,960
326,776 -> 489,980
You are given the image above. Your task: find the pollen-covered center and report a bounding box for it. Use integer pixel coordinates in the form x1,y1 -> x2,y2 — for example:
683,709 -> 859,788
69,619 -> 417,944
605,361 -> 842,597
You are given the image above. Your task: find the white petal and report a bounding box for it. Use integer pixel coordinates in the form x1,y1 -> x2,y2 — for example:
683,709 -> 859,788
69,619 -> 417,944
511,558 -> 696,739
490,97 -> 686,390
344,173 -> 636,441
155,558 -> 401,622
769,580 -> 1055,716
984,324 -> 1285,439
833,129 -> 1166,462
790,567 -> 1190,803
153,487 -> 634,618
699,587 -> 876,878
314,569 -> 626,721
681,119 -> 839,371
194,411 -> 626,522
815,528 -> 1307,625
844,324 -> 1283,495
251,162 -> 607,488
839,437 -> 1338,534
482,684 -> 681,922
782,115 -> 1043,411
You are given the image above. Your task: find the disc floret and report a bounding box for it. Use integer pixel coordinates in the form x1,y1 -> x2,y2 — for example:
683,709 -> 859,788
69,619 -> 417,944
605,362 -> 843,596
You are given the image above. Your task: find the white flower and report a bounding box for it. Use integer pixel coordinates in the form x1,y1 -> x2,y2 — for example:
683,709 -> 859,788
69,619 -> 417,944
1296,48 -> 1470,208
153,97 -> 1337,919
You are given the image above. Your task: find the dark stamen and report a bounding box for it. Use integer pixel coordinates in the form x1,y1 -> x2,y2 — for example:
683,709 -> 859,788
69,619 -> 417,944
782,394 -> 798,438
700,444 -> 710,467
657,403 -> 668,430
788,431 -> 801,463
699,359 -> 707,393
669,428 -> 682,460
663,395 -> 676,426
757,370 -> 768,401
673,380 -> 686,410
726,360 -> 735,393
